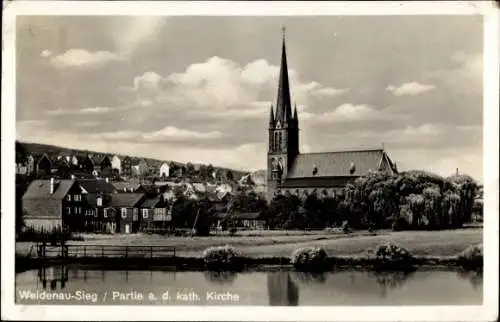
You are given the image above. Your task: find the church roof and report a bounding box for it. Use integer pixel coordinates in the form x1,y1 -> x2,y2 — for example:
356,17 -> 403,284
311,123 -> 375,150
287,149 -> 391,179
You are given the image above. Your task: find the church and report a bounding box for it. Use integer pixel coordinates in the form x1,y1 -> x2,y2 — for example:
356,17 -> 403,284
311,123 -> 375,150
266,30 -> 398,202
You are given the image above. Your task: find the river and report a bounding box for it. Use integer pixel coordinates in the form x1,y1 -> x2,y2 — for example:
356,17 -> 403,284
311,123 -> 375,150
15,266 -> 482,306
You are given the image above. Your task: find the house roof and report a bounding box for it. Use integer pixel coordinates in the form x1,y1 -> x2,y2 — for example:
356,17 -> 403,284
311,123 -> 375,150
90,154 -> 108,164
78,179 -> 116,194
141,196 -> 163,208
75,155 -> 90,164
108,193 -> 145,207
137,184 -> 160,195
22,179 -> 78,200
112,182 -> 140,191
287,149 -> 391,179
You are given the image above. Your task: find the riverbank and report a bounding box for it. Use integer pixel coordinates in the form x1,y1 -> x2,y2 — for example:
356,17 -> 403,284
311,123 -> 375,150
15,228 -> 482,258
15,228 -> 482,273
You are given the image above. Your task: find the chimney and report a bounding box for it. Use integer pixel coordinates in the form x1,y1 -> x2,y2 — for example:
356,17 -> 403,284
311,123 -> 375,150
50,178 -> 55,194
456,168 -> 459,176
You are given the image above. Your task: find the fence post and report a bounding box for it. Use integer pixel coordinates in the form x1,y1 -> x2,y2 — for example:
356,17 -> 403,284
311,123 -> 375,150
125,246 -> 128,258
84,245 -> 87,257
101,246 -> 104,258
150,246 -> 153,260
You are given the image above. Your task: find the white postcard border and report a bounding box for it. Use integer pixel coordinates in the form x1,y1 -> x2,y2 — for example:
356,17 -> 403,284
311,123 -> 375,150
2,1 -> 498,321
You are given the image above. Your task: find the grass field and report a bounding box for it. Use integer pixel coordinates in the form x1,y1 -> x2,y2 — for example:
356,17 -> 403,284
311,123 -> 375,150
15,228 -> 482,259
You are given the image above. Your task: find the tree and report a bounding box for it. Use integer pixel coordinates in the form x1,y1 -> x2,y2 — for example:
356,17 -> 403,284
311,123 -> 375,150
226,170 -> 234,182
185,162 -> 196,177
16,142 -> 27,165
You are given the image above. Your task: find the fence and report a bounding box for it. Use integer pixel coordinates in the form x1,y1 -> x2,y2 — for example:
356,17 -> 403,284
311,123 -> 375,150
36,242 -> 176,259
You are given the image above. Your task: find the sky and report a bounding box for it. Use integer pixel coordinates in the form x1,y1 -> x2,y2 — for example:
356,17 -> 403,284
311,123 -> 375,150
15,15 -> 483,180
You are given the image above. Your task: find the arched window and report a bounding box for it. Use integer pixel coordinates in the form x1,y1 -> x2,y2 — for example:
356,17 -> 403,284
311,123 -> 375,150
274,132 -> 279,150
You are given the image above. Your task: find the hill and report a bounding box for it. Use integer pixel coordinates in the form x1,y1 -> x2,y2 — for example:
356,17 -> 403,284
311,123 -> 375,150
16,141 -> 247,180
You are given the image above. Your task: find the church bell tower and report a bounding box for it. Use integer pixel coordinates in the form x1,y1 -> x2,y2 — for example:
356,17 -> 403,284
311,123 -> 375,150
267,27 -> 300,201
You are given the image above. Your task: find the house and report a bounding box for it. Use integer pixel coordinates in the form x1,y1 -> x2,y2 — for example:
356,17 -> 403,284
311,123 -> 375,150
159,162 -> 170,178
214,212 -> 267,230
121,156 -> 133,177
108,193 -> 146,234
111,155 -> 122,174
36,154 -> 52,175
91,155 -> 112,172
266,29 -> 397,201
64,155 -> 79,168
51,157 -> 72,177
76,155 -> 94,173
22,178 -> 83,231
139,195 -> 168,231
17,155 -> 36,176
131,159 -> 148,177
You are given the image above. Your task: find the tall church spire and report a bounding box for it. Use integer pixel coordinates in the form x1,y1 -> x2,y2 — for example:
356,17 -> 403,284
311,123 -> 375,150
275,26 -> 293,126
269,104 -> 275,127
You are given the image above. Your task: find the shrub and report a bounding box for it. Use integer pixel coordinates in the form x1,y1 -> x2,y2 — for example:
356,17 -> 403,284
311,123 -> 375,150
367,242 -> 414,269
202,245 -> 241,270
457,244 -> 483,269
342,221 -> 351,234
290,246 -> 328,271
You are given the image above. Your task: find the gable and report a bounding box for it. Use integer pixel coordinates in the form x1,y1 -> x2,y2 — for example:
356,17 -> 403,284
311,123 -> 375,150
287,149 -> 386,178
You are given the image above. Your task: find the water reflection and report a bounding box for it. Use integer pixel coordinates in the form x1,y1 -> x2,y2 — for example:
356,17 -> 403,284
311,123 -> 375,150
267,272 -> 299,306
37,265 -> 69,290
291,271 -> 326,284
368,271 -> 415,298
204,271 -> 237,285
22,266 -> 482,306
457,269 -> 483,290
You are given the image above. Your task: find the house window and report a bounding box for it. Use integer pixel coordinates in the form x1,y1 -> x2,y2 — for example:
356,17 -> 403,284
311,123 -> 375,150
97,197 -> 102,207
74,194 -> 81,201
66,207 -> 71,214
121,208 -> 127,218
74,207 -> 78,214
104,209 -> 108,218
78,207 -> 82,214
142,209 -> 149,219
67,195 -> 71,201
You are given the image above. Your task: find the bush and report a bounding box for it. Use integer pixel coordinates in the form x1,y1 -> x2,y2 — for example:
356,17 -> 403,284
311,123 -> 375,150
457,244 -> 483,269
367,242 -> 414,269
342,221 -> 351,234
290,246 -> 328,271
202,245 -> 241,270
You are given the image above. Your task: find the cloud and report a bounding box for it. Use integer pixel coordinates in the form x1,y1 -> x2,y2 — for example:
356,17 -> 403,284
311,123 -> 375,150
425,52 -> 482,93
300,103 -> 400,124
386,82 -> 436,96
46,106 -> 114,115
40,49 -> 52,58
123,56 -> 347,116
133,71 -> 164,91
311,87 -> 349,97
89,126 -> 225,143
49,49 -> 125,69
